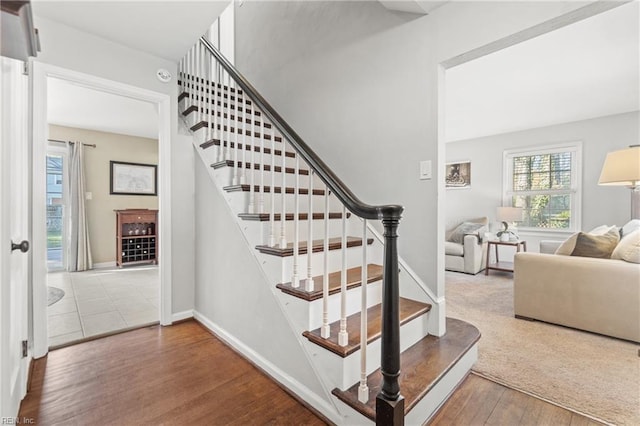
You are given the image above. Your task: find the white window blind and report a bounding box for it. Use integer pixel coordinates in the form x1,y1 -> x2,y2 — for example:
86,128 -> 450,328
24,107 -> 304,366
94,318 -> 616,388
504,143 -> 582,231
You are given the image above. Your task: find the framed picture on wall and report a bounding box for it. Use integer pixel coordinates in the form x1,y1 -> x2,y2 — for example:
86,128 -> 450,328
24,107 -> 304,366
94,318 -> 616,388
110,161 -> 157,196
445,161 -> 471,189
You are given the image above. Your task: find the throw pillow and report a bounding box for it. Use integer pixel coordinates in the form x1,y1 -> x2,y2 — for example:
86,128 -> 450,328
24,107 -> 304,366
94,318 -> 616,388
555,233 -> 579,255
611,229 -> 640,263
621,219 -> 640,238
570,228 -> 620,259
447,222 -> 485,244
554,225 -> 617,255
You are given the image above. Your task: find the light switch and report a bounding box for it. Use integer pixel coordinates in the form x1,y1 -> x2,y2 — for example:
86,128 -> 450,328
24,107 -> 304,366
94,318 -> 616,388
419,160 -> 432,180
85,192 -> 92,200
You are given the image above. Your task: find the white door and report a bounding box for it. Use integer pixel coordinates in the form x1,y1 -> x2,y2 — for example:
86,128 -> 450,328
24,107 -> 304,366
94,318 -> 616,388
0,57 -> 31,420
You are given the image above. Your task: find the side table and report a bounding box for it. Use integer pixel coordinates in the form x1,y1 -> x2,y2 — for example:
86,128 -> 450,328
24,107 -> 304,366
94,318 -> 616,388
485,240 -> 527,275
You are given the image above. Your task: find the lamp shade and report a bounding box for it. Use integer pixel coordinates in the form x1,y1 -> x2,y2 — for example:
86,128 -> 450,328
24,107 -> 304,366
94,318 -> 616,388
497,206 -> 523,222
598,145 -> 640,187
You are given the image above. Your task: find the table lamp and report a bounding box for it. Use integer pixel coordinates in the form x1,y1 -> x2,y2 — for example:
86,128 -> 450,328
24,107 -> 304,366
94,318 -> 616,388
496,206 -> 523,241
598,145 -> 640,220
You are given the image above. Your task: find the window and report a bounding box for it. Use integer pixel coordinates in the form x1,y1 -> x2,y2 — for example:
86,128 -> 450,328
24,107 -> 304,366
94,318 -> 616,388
504,143 -> 582,232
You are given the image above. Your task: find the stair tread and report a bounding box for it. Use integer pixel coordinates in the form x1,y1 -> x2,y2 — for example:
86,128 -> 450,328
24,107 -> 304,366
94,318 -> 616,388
239,212 -> 349,222
211,160 -> 309,175
200,139 -> 295,158
183,105 -> 269,127
332,317 -> 480,420
256,236 -> 373,257
223,184 -> 326,195
303,298 -> 431,358
191,121 -> 283,142
180,95 -> 258,117
276,264 -> 382,301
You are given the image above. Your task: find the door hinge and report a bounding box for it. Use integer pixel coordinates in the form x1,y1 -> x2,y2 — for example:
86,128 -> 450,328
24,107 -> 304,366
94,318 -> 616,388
22,61 -> 30,76
22,340 -> 28,358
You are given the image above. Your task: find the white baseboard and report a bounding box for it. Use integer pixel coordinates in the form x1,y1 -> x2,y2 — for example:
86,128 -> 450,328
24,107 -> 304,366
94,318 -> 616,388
93,261 -> 117,269
171,310 -> 194,323
193,310 -> 342,424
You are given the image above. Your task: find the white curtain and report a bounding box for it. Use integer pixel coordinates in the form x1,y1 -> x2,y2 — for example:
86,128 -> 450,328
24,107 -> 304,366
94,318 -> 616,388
68,142 -> 92,271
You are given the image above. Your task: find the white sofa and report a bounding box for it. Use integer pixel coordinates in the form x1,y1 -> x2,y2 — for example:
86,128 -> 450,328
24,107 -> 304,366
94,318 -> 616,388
445,217 -> 488,275
514,251 -> 640,342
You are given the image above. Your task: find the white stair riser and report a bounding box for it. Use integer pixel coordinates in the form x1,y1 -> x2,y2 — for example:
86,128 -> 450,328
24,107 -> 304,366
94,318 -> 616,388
258,242 -> 382,286
223,188 -> 346,218
304,311 -> 430,390
278,279 -> 383,332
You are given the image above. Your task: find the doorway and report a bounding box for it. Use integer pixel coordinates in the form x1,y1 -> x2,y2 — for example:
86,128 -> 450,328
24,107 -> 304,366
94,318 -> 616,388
31,63 -> 172,357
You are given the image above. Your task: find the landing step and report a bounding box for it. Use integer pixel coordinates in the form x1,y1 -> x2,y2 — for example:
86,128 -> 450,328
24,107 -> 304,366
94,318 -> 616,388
183,105 -> 270,128
256,236 -> 373,257
276,264 -> 382,301
200,139 -> 295,158
332,318 -> 480,421
212,160 -> 309,175
303,298 -> 431,357
191,121 -> 283,143
239,212 -> 350,222
223,184 -> 325,196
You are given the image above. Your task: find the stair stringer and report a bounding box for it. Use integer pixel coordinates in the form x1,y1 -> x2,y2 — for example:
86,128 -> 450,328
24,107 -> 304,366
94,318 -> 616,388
193,153 -> 345,424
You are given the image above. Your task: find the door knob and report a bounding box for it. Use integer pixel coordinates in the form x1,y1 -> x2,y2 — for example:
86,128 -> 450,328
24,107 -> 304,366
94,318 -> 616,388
11,240 -> 29,253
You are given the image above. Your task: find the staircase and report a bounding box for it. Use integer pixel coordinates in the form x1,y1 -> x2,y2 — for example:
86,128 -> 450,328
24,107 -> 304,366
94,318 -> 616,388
178,35 -> 480,425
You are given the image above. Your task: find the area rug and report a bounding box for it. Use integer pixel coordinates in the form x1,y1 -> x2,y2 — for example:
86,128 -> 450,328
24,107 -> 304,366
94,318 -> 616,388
446,271 -> 639,426
47,286 -> 65,306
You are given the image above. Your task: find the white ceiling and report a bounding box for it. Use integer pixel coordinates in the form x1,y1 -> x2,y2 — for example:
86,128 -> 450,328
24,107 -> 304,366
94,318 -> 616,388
379,0 -> 448,15
48,78 -> 159,139
31,0 -> 230,61
445,1 -> 639,142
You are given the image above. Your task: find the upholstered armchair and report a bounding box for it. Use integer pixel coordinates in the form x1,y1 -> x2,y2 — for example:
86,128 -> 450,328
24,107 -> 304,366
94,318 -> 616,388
444,217 -> 489,274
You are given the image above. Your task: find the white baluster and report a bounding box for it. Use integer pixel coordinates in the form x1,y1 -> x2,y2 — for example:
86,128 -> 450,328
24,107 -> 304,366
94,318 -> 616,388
321,189 -> 330,339
279,138 -> 287,249
224,72 -> 231,161
232,79 -> 240,185
358,219 -> 369,403
338,205 -> 348,347
188,48 -> 193,127
268,123 -> 276,247
215,62 -> 223,162
240,91 -> 247,185
205,53 -> 211,143
258,113 -> 265,214
247,101 -> 255,213
305,172 -> 314,292
291,155 -> 300,288
196,44 -> 201,127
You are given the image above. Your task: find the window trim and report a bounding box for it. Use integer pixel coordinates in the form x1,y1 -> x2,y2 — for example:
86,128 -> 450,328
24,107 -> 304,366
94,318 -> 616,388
503,141 -> 583,233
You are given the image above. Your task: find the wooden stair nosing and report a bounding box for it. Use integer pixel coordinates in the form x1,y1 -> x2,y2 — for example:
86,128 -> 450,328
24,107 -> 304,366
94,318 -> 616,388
239,212 -> 350,222
180,97 -> 259,117
178,75 -> 243,94
256,236 -> 374,257
302,298 -> 431,358
191,121 -> 283,143
179,90 -> 251,106
200,139 -> 295,158
331,318 -> 481,421
211,160 -> 309,175
223,184 -> 326,196
275,264 -> 382,301
182,105 -> 269,129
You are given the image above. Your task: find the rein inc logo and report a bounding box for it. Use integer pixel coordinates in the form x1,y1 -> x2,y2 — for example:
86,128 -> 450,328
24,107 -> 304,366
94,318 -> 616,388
1,418 -> 34,425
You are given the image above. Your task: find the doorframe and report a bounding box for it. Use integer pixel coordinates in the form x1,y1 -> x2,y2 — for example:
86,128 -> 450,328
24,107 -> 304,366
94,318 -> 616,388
31,62 -> 173,358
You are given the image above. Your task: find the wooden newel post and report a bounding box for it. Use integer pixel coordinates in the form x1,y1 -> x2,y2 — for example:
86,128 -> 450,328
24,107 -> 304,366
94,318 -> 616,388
376,211 -> 404,426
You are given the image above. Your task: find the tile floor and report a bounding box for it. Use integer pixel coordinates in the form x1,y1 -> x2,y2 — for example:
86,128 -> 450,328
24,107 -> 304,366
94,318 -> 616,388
47,265 -> 159,348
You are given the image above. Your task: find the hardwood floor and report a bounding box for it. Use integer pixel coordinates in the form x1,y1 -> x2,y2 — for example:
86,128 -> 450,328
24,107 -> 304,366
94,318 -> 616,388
19,321 -> 325,425
19,320 -> 603,425
429,373 -> 604,426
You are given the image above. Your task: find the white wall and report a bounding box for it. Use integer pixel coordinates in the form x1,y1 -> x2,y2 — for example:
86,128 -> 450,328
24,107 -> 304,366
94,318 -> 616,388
446,111 -> 639,253
233,0 -> 593,296
193,158 -> 329,408
34,17 -> 195,314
